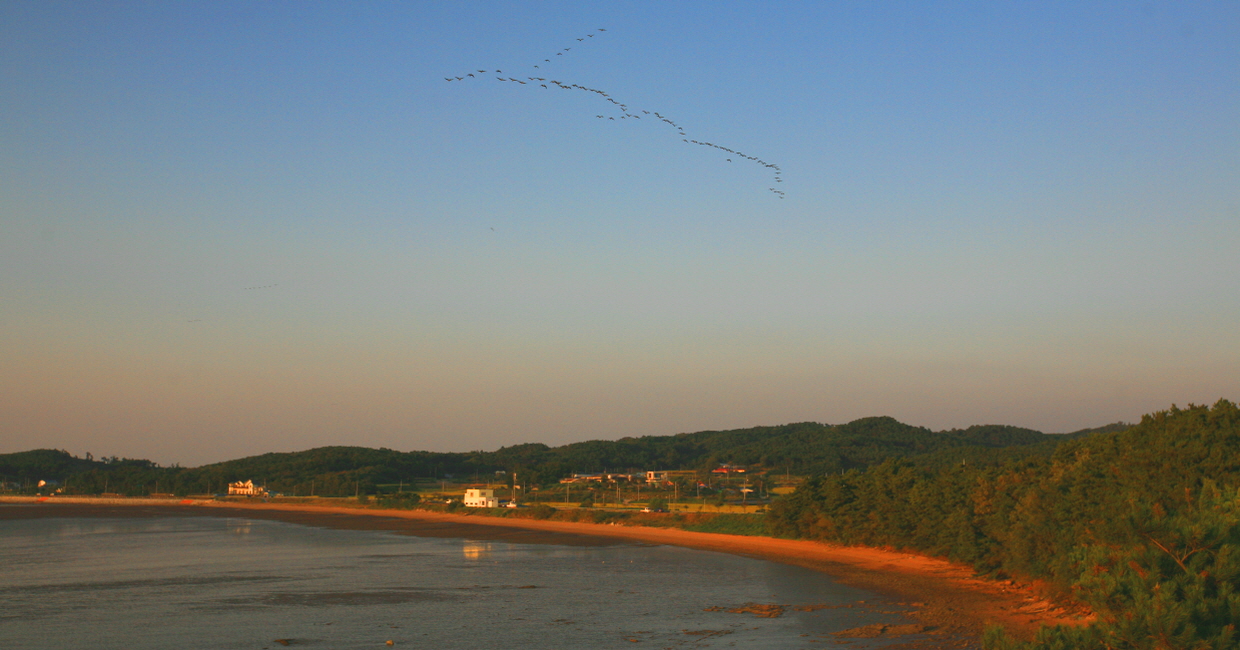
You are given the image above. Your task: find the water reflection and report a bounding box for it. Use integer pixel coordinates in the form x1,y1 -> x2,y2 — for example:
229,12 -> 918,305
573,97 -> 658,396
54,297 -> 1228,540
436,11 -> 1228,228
1,515 -> 920,650
462,541 -> 493,560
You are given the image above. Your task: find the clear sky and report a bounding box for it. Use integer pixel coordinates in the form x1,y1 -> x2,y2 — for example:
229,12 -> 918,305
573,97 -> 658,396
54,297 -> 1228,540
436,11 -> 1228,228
2,1 -> 1237,466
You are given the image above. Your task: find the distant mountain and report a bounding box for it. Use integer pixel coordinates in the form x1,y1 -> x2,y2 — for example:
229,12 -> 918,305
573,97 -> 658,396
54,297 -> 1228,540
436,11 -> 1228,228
0,416 -> 1078,496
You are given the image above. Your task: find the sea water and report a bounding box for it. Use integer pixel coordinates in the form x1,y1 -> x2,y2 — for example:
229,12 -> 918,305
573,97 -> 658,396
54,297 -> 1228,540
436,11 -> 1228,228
0,510 -> 924,649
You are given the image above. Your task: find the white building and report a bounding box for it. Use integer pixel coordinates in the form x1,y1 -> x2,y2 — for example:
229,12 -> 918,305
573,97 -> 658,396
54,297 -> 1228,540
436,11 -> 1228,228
228,480 -> 266,496
463,488 -> 498,508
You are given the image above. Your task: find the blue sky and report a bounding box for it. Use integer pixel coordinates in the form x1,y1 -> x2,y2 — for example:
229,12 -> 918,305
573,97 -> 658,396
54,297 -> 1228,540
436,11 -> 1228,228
2,1 -> 1237,466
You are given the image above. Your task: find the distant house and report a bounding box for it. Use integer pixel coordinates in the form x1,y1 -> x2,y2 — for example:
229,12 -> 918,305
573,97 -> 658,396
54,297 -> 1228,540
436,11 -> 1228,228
37,476 -> 62,493
463,488 -> 498,508
645,470 -> 696,484
227,480 -> 266,496
559,473 -> 604,484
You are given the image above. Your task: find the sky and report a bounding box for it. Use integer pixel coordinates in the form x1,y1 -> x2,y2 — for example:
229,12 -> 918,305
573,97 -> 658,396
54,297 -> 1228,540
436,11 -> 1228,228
2,1 -> 1237,467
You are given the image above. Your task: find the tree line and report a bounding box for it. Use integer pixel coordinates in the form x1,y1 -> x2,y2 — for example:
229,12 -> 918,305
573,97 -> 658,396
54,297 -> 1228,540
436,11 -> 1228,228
767,400 -> 1240,650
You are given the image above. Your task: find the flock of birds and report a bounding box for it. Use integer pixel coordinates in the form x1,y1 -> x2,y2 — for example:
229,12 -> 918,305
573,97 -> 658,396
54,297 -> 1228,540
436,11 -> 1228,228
444,29 -> 785,198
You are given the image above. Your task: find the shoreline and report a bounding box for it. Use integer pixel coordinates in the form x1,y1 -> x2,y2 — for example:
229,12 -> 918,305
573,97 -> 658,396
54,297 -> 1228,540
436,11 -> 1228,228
1,496 -> 1088,644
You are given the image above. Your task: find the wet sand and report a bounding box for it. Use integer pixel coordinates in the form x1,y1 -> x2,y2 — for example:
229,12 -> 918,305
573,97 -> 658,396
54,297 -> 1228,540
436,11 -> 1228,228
1,498 -> 1088,646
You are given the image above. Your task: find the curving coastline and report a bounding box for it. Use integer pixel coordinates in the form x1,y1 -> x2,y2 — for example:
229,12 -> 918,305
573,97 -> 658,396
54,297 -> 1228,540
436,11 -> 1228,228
1,496 -> 1088,646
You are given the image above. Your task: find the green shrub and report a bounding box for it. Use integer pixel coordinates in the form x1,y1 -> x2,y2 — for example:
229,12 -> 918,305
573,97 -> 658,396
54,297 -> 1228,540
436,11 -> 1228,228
683,514 -> 767,537
530,504 -> 557,520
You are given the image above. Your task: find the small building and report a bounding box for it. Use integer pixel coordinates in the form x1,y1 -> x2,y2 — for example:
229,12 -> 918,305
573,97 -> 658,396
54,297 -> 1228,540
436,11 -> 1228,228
228,480 -> 266,496
645,470 -> 696,484
559,473 -> 605,484
463,488 -> 498,508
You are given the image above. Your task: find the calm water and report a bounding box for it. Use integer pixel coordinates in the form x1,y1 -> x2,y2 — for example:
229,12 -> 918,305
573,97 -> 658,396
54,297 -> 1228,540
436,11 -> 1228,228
0,509 -> 925,649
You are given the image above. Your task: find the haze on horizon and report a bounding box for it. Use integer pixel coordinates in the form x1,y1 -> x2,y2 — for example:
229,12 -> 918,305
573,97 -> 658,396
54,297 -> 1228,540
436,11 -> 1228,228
1,2 -> 1236,468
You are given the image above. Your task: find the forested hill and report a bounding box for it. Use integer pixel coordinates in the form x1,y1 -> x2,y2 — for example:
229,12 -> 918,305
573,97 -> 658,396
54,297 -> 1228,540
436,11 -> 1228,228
768,400 -> 1240,649
482,418 -> 1055,480
2,416 -> 1094,495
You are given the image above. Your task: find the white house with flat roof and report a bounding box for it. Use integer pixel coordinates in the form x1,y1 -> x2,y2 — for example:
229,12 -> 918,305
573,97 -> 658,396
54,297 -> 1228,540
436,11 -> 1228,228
463,488 -> 498,508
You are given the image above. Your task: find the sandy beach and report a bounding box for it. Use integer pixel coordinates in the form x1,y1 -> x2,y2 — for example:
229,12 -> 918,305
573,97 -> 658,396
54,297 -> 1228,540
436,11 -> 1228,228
1,497 -> 1088,646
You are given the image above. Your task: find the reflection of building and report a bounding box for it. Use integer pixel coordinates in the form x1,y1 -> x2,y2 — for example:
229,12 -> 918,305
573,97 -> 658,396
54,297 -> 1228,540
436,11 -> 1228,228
463,488 -> 498,508
462,541 -> 493,560
227,480 -> 266,496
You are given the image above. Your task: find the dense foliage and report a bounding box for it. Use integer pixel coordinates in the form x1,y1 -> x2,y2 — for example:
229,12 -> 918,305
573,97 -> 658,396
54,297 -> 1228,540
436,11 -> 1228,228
768,400 -> 1240,650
